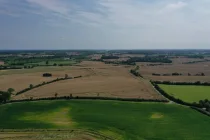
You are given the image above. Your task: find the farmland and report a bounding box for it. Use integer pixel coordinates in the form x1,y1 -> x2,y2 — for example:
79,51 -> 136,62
1,100 -> 210,140
13,61 -> 162,100
158,84 -> 210,103
0,66 -> 90,92
139,58 -> 210,82
1,50 -> 210,140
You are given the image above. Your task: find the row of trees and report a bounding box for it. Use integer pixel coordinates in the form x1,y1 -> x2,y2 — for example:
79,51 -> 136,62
0,66 -> 22,70
152,73 -> 205,76
127,56 -> 172,63
152,72 -> 182,76
16,75 -> 81,95
152,81 -> 210,86
130,66 -> 143,78
7,95 -> 168,104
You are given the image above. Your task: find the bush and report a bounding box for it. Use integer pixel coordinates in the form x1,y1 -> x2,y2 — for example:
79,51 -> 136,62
43,73 -> 52,77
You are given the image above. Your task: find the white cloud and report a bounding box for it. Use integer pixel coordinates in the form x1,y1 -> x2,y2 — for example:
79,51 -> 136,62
26,0 -> 70,15
1,0 -> 210,49
165,1 -> 187,11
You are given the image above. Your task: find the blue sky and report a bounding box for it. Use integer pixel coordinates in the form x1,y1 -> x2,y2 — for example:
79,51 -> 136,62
0,0 -> 210,50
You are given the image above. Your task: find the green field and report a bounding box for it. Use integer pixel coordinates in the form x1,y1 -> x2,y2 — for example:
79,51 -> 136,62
158,84 -> 210,103
0,100 -> 210,140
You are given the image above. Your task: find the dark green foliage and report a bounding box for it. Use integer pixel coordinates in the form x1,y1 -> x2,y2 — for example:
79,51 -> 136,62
29,84 -> 33,89
101,55 -> 119,59
152,72 -> 182,76
130,66 -> 143,78
43,73 -> 52,77
187,55 -> 204,59
0,91 -> 11,103
127,56 -> 172,63
7,88 -> 15,94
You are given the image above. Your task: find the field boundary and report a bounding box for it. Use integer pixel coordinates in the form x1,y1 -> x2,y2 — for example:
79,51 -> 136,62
16,76 -> 82,95
3,96 -> 168,106
151,81 -> 210,117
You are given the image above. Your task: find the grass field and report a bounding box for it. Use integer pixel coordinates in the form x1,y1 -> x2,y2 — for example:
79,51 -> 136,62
0,100 -> 210,140
158,84 -> 210,103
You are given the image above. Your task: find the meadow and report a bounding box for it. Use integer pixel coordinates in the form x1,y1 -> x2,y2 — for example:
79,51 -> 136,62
0,100 -> 210,140
158,84 -> 210,103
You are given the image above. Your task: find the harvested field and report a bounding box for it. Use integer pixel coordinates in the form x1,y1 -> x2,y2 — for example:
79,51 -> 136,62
0,67 -> 91,92
171,57 -> 207,64
13,61 -> 163,100
139,59 -> 210,82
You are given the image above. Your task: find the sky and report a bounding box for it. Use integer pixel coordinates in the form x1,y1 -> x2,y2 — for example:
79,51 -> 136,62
0,0 -> 210,50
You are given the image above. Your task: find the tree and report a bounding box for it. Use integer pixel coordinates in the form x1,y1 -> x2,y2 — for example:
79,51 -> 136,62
7,88 -> 15,94
29,84 -> 33,89
70,94 -> 73,98
55,93 -> 58,98
53,63 -> 57,66
0,91 -> 11,103
65,74 -> 68,79
46,60 -> 49,65
43,73 -> 52,77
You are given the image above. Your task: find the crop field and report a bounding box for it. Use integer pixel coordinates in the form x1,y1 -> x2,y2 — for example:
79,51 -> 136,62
139,57 -> 210,82
13,61 -> 162,100
0,100 -> 210,140
0,131 -> 101,140
158,84 -> 210,103
0,67 -> 91,92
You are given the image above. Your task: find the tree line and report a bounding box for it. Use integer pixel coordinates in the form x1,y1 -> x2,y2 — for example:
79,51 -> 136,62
127,56 -> 172,63
6,96 -> 168,105
130,66 -> 144,78
152,72 -> 183,76
152,81 -> 210,86
16,75 -> 82,95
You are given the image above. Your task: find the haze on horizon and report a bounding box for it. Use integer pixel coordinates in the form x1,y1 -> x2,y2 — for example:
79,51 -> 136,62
0,0 -> 210,50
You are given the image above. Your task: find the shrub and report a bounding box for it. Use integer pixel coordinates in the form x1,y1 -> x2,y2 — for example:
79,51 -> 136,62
43,73 -> 52,77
